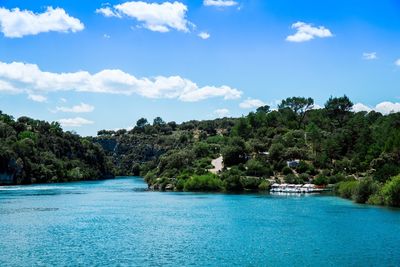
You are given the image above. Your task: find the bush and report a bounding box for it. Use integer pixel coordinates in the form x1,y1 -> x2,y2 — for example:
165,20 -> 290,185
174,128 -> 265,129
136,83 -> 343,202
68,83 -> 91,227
194,158 -> 212,169
336,181 -> 358,199
245,159 -> 272,177
284,173 -> 297,184
258,180 -> 271,191
352,178 -> 380,204
240,176 -> 261,190
193,142 -> 211,158
328,173 -> 346,184
282,166 -> 293,175
367,192 -> 384,206
298,173 -> 309,183
221,168 -> 244,191
296,161 -> 310,174
175,178 -> 186,191
144,170 -> 157,184
379,175 -> 400,207
373,163 -> 400,183
183,173 -> 223,192
314,175 -> 328,186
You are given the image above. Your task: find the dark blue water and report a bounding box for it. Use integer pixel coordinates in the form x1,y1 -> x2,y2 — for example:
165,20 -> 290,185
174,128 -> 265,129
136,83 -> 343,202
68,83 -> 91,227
0,177 -> 399,266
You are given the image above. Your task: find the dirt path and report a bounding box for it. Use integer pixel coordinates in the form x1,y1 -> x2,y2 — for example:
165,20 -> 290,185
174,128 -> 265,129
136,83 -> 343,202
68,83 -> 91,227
209,156 -> 223,174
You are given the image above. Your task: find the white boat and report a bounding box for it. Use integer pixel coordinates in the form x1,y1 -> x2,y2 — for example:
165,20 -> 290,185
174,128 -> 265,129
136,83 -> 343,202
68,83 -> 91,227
270,183 -> 319,193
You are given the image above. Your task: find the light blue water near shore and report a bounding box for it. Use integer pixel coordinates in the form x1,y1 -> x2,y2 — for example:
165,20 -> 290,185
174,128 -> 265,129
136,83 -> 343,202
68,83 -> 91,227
0,177 -> 399,267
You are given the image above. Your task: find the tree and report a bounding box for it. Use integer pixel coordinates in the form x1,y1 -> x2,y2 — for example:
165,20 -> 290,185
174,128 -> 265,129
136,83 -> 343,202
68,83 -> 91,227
153,117 -> 165,126
221,168 -> 244,191
278,97 -> 314,128
256,105 -> 270,114
269,143 -> 285,161
245,159 -> 272,177
324,95 -> 353,127
306,123 -> 322,157
222,137 -> 247,166
136,118 -> 148,128
231,117 -> 251,138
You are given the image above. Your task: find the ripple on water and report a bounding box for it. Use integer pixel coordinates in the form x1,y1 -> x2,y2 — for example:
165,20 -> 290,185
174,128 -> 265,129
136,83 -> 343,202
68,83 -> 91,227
0,177 -> 399,267
0,207 -> 59,215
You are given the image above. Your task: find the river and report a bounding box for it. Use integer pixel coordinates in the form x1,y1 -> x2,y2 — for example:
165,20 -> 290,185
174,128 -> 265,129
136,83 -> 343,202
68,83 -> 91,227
0,176 -> 399,266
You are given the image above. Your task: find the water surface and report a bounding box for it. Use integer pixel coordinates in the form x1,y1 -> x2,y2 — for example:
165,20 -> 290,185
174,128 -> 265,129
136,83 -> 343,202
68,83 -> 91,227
0,177 -> 399,266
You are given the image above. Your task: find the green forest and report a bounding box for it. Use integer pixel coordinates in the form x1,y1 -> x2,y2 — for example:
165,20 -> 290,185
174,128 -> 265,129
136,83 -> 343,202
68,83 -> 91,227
1,95 -> 400,207
0,111 -> 114,184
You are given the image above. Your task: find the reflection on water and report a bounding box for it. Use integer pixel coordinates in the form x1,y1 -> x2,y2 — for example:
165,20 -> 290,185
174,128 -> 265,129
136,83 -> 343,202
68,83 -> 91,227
0,176 -> 399,267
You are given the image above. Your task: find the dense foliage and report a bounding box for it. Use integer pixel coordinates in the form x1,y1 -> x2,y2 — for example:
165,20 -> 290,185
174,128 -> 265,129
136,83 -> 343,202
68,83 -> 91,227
0,111 -> 114,185
2,95 -> 399,208
336,175 -> 400,207
96,95 -> 400,207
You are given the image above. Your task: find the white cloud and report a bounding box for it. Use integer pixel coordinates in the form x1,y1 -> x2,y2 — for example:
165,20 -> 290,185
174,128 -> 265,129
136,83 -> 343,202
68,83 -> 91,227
203,0 -> 238,7
286,22 -> 332,43
60,98 -> 67,103
0,7 -> 84,38
0,61 -> 242,102
214,108 -> 230,117
0,80 -> 22,93
375,102 -> 400,114
362,52 -> 377,60
58,117 -> 94,127
198,32 -> 210,39
312,104 -> 323,110
98,1 -> 192,33
103,33 -> 110,38
353,102 -> 400,114
179,85 -> 241,102
395,59 -> 400,66
28,93 -> 47,103
239,98 -> 265,109
56,103 -> 95,113
95,7 -> 120,18
352,103 -> 372,113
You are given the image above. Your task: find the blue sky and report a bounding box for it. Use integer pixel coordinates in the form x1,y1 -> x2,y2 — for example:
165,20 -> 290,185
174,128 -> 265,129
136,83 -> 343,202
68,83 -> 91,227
0,0 -> 400,135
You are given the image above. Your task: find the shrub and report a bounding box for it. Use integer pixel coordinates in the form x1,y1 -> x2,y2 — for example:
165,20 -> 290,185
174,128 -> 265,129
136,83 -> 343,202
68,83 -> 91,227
284,174 -> 297,184
193,142 -> 211,158
240,176 -> 261,190
144,170 -> 157,184
352,178 -> 380,204
367,192 -> 384,206
221,168 -> 244,191
175,178 -> 186,191
183,173 -> 223,192
328,173 -> 346,184
380,175 -> 400,207
314,175 -> 328,186
298,173 -> 309,183
258,180 -> 271,191
336,181 -> 358,199
282,166 -> 293,175
373,163 -> 400,183
194,158 -> 212,169
296,161 -> 310,174
245,159 -> 273,177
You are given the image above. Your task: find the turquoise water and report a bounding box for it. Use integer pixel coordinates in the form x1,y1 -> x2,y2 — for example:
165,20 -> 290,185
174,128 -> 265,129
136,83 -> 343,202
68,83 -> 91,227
0,177 -> 399,266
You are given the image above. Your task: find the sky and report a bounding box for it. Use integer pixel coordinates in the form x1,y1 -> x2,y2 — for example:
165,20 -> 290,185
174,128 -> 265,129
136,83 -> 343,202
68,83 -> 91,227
0,0 -> 400,135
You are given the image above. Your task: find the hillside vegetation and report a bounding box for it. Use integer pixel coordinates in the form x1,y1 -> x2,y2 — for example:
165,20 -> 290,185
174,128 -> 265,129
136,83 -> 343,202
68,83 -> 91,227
0,111 -> 114,185
96,96 -> 400,206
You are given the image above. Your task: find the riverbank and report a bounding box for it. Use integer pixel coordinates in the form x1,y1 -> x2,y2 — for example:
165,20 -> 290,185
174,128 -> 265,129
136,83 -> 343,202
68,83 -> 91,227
334,175 -> 400,207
